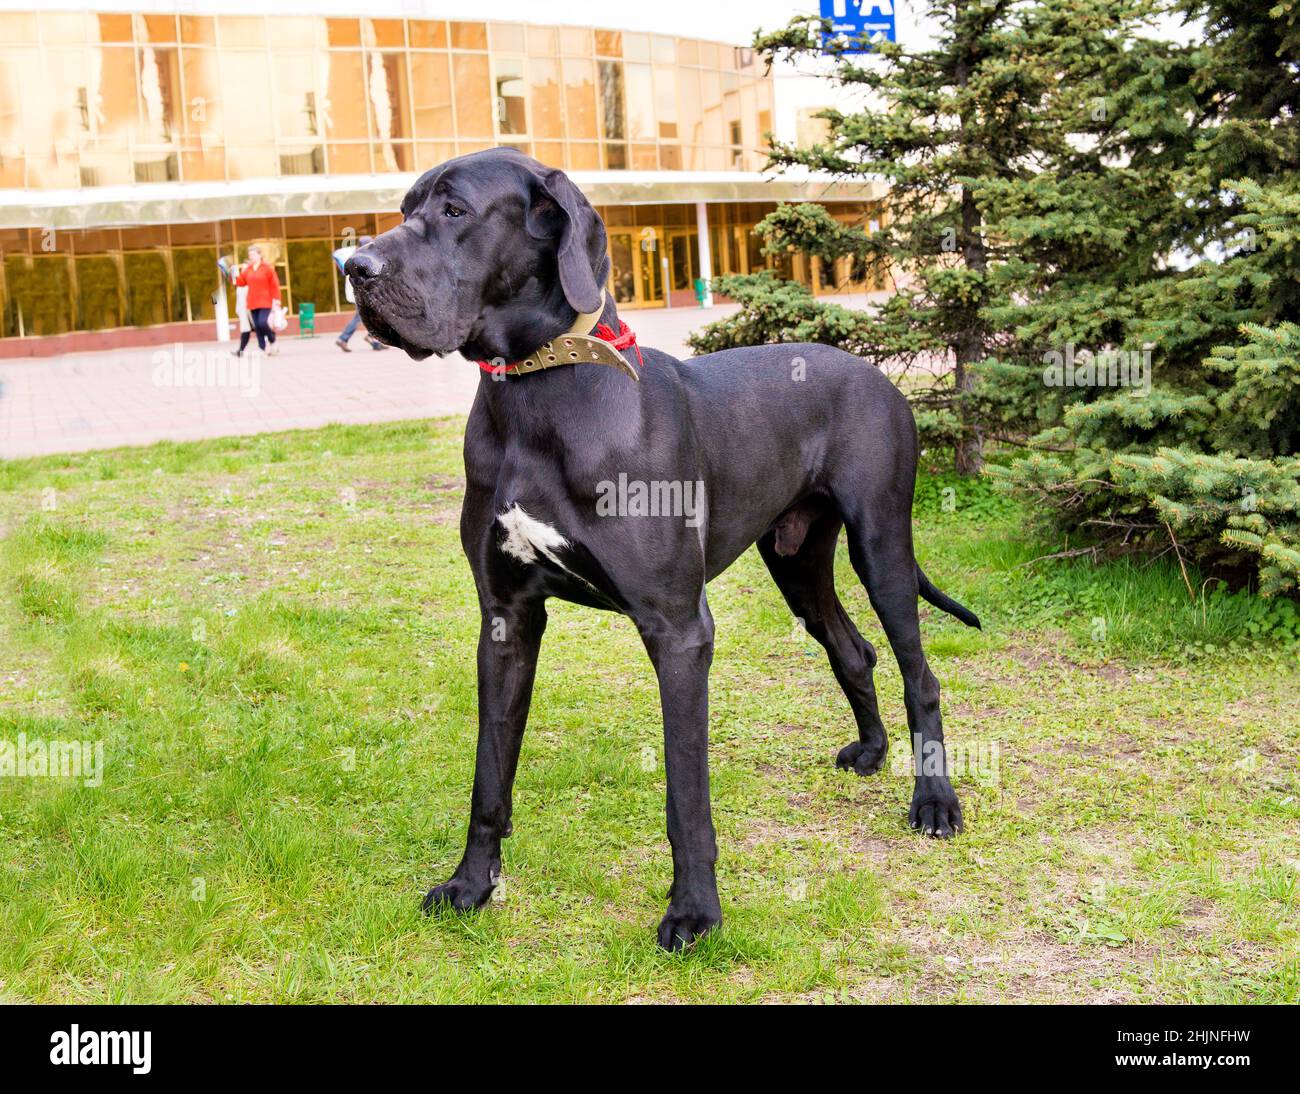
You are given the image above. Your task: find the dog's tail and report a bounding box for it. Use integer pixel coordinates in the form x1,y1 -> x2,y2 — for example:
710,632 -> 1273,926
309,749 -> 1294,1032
916,565 -> 981,629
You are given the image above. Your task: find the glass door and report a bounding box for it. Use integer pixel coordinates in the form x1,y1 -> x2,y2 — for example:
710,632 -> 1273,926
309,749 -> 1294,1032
667,229 -> 700,303
607,228 -> 665,307
608,231 -> 638,305
637,227 -> 663,306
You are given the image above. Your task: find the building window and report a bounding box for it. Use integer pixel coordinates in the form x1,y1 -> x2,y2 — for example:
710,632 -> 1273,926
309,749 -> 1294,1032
133,153 -> 178,183
599,59 -> 625,141
599,60 -> 626,169
451,21 -> 488,51
563,58 -> 598,141
625,63 -> 654,142
527,57 -> 563,141
494,58 -> 527,138
453,53 -> 493,139
369,51 -> 412,171
323,51 -> 368,142
280,147 -> 325,175
138,46 -> 180,144
410,52 -> 453,139
2,16 -> 779,192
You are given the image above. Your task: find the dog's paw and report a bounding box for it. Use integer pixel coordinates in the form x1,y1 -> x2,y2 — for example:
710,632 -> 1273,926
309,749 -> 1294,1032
656,901 -> 722,952
908,778 -> 963,838
836,736 -> 888,777
422,873 -> 495,915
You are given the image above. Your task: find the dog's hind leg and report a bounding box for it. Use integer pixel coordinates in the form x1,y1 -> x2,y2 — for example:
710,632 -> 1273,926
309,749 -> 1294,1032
424,597 -> 547,914
844,518 -> 963,838
758,507 -> 889,776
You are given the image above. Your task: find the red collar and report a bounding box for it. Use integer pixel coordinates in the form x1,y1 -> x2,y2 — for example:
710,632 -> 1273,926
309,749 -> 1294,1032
477,320 -> 643,377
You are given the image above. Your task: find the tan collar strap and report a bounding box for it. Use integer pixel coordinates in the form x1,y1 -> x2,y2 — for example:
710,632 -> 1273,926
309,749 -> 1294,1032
476,290 -> 640,381
564,291 -> 609,338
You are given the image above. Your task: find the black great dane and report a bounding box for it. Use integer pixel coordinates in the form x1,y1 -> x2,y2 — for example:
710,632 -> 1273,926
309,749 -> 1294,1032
348,148 -> 980,950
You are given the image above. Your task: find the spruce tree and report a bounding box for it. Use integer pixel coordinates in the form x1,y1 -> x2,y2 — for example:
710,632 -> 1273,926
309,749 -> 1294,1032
692,0 -> 1068,475
981,1 -> 1300,592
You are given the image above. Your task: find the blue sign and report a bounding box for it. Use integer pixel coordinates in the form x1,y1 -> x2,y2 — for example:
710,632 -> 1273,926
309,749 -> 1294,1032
820,0 -> 897,52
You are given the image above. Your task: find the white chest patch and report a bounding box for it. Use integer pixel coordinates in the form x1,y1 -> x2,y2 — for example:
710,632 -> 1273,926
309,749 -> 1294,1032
497,505 -> 569,566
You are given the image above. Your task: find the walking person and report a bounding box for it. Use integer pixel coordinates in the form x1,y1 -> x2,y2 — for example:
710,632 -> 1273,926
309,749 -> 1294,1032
235,245 -> 282,355
333,236 -> 387,353
230,262 -> 253,357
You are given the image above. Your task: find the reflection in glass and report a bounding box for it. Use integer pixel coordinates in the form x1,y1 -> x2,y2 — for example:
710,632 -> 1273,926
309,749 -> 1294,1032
528,58 -> 562,140
225,145 -> 277,180
409,20 -> 448,50
323,51 -> 367,141
1,18 -> 778,188
123,250 -> 170,327
654,66 -> 677,141
275,54 -> 323,138
287,238 -> 338,314
220,50 -> 272,138
92,47 -> 140,147
625,63 -> 654,142
0,197 -> 869,338
451,22 -> 488,51
453,54 -> 492,138
138,46 -> 180,143
608,232 -> 635,303
670,231 -> 696,290
494,58 -> 526,137
9,256 -> 73,336
599,60 -> 624,142
369,52 -> 412,171
411,53 -> 453,139
563,59 -> 597,141
136,45 -> 181,180
567,141 -> 600,170
327,143 -> 370,173
637,230 -> 660,302
171,246 -> 217,321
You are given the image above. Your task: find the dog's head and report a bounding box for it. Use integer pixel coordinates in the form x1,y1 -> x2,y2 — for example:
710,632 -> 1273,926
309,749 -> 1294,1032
347,148 -> 609,363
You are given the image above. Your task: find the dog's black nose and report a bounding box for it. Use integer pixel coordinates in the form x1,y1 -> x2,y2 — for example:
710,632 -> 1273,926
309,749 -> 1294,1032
346,250 -> 385,282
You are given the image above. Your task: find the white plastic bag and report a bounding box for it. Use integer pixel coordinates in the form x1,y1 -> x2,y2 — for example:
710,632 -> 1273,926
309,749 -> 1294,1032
269,303 -> 289,332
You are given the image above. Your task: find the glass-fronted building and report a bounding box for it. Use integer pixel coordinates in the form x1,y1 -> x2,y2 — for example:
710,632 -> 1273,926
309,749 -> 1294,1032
0,9 -> 886,353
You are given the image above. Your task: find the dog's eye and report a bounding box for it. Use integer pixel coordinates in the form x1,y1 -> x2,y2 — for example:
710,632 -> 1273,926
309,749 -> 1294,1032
443,203 -> 466,218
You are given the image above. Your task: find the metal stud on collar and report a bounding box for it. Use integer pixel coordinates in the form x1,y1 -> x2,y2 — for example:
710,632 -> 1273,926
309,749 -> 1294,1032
513,335 -> 639,380
479,291 -> 640,380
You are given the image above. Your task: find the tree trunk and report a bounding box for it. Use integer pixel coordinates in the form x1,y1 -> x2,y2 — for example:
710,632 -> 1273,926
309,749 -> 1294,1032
952,350 -> 984,477
951,9 -> 988,477
953,175 -> 987,476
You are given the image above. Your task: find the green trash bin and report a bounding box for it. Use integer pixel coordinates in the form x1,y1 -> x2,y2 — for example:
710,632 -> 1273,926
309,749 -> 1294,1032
693,278 -> 708,306
298,301 -> 316,337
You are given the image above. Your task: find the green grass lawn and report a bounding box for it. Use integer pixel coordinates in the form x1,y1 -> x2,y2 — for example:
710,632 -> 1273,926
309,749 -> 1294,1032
0,418 -> 1296,1003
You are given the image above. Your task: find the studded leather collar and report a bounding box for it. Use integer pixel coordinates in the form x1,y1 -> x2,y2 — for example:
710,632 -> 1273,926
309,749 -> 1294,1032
476,291 -> 641,381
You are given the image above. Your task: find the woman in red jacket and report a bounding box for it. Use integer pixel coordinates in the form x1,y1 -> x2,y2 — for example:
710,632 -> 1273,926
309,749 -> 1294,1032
234,245 -> 282,355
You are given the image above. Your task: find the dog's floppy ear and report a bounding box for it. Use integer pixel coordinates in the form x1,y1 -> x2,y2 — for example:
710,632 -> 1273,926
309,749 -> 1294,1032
526,168 -> 606,314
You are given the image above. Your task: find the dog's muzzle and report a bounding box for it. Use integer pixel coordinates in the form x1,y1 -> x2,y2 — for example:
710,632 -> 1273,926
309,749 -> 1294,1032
346,252 -> 449,358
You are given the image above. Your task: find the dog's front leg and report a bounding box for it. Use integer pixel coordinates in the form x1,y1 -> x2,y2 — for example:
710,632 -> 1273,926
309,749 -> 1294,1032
424,599 -> 547,914
637,598 -> 722,951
